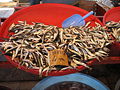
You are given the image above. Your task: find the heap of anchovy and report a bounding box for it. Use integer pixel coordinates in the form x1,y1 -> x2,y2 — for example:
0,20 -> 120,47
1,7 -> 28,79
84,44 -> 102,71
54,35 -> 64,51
0,21 -> 120,76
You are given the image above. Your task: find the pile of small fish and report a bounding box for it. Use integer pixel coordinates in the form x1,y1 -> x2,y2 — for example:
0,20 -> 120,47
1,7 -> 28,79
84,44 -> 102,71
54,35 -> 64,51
0,21 -> 120,76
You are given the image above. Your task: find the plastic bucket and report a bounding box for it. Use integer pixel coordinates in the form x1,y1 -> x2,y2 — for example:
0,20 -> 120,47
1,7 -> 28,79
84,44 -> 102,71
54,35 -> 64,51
0,3 -> 102,76
103,7 -> 120,24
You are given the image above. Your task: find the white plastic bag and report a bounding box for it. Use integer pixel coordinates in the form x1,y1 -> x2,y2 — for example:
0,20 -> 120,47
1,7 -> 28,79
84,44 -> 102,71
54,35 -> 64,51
96,0 -> 114,11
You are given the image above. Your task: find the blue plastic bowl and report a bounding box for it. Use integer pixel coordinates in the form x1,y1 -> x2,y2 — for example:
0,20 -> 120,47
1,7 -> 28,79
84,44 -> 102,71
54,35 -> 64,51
32,73 -> 110,90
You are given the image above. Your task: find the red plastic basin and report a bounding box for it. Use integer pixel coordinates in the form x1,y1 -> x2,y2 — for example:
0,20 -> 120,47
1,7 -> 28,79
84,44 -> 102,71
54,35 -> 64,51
103,7 -> 120,24
0,3 -> 102,76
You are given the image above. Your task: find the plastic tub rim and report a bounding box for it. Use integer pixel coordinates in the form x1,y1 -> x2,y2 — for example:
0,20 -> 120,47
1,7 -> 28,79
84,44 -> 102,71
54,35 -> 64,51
32,73 -> 110,90
103,7 -> 120,24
